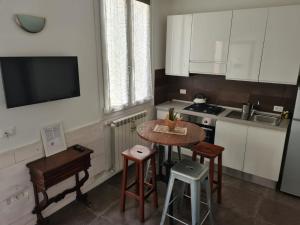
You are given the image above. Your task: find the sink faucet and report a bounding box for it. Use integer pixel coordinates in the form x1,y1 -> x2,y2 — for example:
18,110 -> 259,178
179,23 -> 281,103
250,100 -> 260,118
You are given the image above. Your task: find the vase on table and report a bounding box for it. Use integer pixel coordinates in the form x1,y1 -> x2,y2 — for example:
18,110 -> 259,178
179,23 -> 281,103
165,119 -> 177,131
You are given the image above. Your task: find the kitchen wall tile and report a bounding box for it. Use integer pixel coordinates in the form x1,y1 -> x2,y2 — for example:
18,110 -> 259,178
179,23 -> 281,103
155,69 -> 298,112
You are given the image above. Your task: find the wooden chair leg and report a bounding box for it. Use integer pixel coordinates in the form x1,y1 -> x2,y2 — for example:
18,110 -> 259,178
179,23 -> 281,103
139,161 -> 145,222
209,158 -> 214,194
120,158 -> 128,212
218,153 -> 222,204
151,156 -> 158,208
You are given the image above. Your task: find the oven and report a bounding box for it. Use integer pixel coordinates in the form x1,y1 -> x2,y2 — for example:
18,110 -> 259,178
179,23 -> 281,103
181,113 -> 216,144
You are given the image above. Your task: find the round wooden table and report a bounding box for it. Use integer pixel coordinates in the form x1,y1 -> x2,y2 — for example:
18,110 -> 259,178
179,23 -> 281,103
137,119 -> 206,182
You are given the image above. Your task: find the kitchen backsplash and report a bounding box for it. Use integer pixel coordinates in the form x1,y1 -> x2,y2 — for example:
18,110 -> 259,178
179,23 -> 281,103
155,69 -> 298,113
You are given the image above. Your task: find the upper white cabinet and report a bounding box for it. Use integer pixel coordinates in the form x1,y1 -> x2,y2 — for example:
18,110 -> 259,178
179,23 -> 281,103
190,11 -> 232,75
165,14 -> 192,77
165,5 -> 300,83
259,5 -> 300,85
243,126 -> 286,181
215,120 -> 248,171
226,8 -> 268,82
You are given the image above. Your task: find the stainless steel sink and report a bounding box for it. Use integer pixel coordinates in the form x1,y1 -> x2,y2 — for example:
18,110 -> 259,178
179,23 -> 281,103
225,111 -> 243,119
250,113 -> 281,126
225,110 -> 281,126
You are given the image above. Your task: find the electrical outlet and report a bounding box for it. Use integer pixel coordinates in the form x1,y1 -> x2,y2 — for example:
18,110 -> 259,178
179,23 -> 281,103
179,89 -> 187,95
273,105 -> 284,113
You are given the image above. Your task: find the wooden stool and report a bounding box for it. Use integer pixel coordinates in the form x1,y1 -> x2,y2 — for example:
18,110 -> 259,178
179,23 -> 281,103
192,142 -> 224,203
120,145 -> 158,222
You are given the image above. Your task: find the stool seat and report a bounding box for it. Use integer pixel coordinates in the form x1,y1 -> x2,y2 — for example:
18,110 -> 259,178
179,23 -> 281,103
172,159 -> 208,181
122,145 -> 155,161
192,142 -> 224,158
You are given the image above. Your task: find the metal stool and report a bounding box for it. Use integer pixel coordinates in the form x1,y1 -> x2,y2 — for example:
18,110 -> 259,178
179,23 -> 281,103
120,145 -> 158,222
160,159 -> 213,225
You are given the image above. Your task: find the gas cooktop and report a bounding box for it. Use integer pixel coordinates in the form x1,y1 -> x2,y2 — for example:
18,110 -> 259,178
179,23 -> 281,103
184,103 -> 225,115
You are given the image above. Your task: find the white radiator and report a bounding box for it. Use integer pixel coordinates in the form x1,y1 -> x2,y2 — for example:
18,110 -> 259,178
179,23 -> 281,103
109,111 -> 148,172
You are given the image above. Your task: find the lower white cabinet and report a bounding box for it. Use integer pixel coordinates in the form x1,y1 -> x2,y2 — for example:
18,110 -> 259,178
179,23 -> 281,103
215,120 -> 248,171
243,126 -> 286,181
157,109 -> 168,120
215,120 -> 286,181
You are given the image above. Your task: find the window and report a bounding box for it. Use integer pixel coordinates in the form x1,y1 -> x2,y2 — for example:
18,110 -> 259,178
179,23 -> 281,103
101,0 -> 152,113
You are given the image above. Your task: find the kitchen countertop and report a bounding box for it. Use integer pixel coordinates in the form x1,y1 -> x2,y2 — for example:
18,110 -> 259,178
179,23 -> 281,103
156,100 -> 290,132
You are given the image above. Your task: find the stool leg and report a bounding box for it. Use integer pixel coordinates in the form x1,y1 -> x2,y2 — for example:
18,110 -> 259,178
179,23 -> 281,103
217,153 -> 222,204
145,144 -> 156,183
120,158 -> 128,212
177,146 -> 182,161
135,162 -> 140,195
205,178 -> 214,225
145,159 -> 151,183
191,181 -> 200,225
209,158 -> 214,194
160,175 -> 175,225
139,161 -> 145,222
151,156 -> 158,208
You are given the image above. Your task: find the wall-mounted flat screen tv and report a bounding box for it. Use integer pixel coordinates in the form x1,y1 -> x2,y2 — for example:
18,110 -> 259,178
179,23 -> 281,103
0,56 -> 80,108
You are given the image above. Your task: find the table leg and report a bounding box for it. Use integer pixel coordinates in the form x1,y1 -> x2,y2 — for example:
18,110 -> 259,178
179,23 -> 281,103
158,145 -> 165,179
33,184 -> 46,225
75,170 -> 90,205
164,145 -> 175,183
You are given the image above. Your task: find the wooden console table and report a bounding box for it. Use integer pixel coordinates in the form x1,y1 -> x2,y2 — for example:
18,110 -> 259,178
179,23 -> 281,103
26,145 -> 93,225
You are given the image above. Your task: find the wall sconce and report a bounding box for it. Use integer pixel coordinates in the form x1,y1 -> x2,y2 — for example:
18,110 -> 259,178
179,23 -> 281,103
15,14 -> 46,33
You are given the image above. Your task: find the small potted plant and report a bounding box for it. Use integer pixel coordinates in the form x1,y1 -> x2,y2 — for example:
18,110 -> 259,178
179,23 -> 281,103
165,108 -> 178,131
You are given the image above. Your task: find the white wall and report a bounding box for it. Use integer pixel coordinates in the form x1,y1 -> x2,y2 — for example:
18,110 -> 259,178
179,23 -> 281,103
0,1 -> 155,224
152,0 -> 172,69
152,0 -> 300,69
0,0 -> 100,152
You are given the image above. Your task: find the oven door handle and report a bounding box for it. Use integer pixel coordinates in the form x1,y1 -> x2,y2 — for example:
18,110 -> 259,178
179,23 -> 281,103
200,127 -> 214,132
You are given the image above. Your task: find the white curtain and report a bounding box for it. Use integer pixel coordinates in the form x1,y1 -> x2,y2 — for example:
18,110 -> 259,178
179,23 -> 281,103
131,0 -> 152,104
101,0 -> 152,113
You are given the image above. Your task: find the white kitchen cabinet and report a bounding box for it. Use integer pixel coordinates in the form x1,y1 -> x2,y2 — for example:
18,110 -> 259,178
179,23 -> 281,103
190,11 -> 232,75
226,8 -> 268,82
259,5 -> 300,85
215,120 -> 248,171
165,14 -> 192,76
243,126 -> 286,181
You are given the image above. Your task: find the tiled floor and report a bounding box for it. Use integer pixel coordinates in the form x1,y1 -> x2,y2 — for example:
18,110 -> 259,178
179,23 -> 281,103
48,167 -> 300,225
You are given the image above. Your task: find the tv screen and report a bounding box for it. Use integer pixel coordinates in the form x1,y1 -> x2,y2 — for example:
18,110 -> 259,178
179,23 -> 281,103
0,57 -> 80,108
